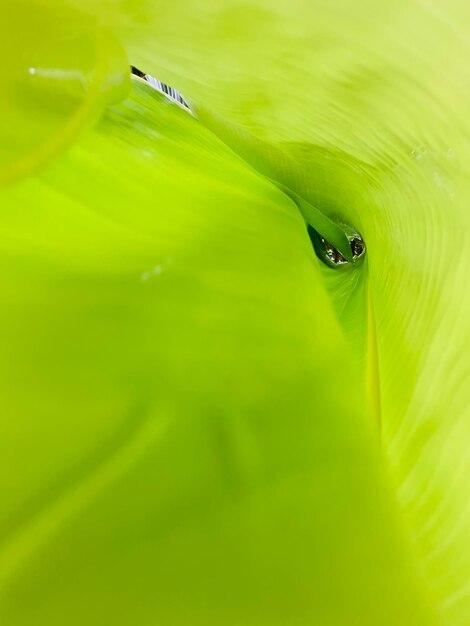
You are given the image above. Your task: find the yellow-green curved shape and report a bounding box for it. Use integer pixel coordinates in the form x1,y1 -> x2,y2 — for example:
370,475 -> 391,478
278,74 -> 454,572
0,1 -> 469,625
0,0 -> 129,184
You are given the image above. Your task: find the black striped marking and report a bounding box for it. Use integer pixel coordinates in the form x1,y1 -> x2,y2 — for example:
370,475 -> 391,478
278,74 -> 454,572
131,65 -> 192,113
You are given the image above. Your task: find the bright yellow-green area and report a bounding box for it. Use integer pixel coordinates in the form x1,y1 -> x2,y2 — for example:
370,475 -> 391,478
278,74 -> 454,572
1,0 -> 470,625
0,0 -> 129,184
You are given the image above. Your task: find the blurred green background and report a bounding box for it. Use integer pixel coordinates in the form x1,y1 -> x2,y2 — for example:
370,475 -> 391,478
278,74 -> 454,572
0,1 -> 469,624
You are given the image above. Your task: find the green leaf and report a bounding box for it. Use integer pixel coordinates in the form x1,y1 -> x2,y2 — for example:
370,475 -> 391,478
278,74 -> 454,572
1,1 -> 470,625
0,78 -> 435,626
107,3 -> 470,621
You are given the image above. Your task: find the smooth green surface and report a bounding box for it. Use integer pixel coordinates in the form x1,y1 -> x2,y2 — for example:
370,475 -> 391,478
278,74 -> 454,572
193,106 -> 354,260
1,0 -> 470,624
0,0 -> 129,184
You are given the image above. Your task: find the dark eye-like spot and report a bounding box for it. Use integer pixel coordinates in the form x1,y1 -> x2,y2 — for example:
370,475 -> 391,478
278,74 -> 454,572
308,224 -> 366,269
349,236 -> 365,258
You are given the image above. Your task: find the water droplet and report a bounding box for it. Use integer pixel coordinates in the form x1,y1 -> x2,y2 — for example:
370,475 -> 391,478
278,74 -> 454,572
411,146 -> 428,162
141,264 -> 164,282
309,224 -> 366,269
